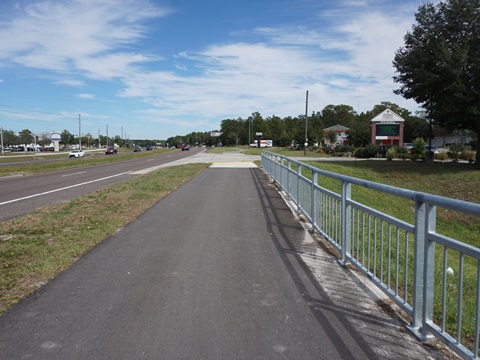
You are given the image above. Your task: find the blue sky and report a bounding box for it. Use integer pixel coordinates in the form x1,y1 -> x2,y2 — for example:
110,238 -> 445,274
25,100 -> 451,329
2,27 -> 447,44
0,0 -> 432,141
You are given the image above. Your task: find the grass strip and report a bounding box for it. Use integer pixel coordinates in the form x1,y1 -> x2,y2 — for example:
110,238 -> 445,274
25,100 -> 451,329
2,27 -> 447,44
0,148 -> 177,177
0,163 -> 208,314
302,160 -> 479,346
304,160 -> 479,242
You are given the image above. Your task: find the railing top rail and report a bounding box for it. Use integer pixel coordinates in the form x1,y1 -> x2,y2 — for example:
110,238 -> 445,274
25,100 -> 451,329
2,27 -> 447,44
262,151 -> 480,216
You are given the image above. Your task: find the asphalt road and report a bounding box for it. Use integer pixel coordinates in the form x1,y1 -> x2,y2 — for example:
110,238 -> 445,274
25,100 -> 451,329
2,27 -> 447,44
0,166 -> 445,360
0,148 -> 203,221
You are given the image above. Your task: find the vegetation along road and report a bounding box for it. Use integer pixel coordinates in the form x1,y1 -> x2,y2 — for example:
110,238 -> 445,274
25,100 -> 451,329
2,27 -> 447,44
0,147 -> 204,221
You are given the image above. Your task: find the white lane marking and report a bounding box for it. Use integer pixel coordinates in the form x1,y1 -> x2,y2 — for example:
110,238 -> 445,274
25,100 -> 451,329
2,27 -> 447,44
146,158 -> 154,162
62,171 -> 87,177
0,171 -> 133,206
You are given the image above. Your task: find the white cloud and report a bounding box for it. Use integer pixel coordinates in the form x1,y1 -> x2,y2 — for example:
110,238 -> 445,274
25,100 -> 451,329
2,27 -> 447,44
54,79 -> 85,87
117,7 -> 419,121
76,93 -> 95,99
0,0 -> 423,138
0,0 -> 171,75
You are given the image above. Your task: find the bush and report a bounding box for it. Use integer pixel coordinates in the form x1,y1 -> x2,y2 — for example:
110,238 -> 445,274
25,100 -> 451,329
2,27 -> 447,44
461,150 -> 476,163
386,148 -> 396,161
395,146 -> 411,161
365,143 -> 379,158
340,145 -> 355,153
435,152 -> 449,161
331,144 -> 355,157
447,143 -> 465,162
322,145 -> 335,155
411,138 -> 426,160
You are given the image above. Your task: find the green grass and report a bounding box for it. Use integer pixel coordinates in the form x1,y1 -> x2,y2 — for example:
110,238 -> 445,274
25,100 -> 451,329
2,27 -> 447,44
0,148 -> 177,177
304,161 -> 478,234
299,160 -> 480,348
0,163 -> 208,314
208,145 -> 326,158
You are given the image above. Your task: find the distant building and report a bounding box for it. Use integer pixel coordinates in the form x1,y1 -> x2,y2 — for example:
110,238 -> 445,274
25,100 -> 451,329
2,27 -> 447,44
370,109 -> 405,146
323,125 -> 349,146
431,134 -> 474,148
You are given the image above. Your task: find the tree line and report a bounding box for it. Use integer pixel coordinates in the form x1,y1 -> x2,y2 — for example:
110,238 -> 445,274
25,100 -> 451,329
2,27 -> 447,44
215,101 -> 463,148
0,128 -> 164,150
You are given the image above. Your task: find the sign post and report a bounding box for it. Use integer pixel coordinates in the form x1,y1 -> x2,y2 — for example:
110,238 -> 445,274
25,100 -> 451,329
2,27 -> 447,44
255,132 -> 262,148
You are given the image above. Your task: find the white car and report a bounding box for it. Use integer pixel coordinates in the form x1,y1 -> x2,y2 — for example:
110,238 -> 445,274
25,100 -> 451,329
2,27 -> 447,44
68,150 -> 85,158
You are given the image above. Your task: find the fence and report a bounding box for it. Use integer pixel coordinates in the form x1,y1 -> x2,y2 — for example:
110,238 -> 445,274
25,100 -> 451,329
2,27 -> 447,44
261,151 -> 480,360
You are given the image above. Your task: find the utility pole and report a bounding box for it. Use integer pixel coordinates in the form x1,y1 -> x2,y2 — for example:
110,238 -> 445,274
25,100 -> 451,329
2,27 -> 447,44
78,113 -> 82,149
98,129 -> 101,148
248,116 -> 251,147
33,133 -> 37,160
1,127 -> 3,155
304,90 -> 309,156
106,125 -> 109,147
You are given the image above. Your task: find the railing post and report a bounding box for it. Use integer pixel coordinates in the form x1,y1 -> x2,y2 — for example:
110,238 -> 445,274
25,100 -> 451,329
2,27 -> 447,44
311,172 -> 317,230
287,160 -> 291,199
273,154 -> 278,183
296,164 -> 302,214
423,204 -> 436,335
338,180 -> 351,266
407,199 -> 434,341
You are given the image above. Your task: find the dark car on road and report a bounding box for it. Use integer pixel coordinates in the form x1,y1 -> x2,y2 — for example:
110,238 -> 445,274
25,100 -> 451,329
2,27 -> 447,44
105,147 -> 117,155
134,147 -> 141,152
182,144 -> 190,151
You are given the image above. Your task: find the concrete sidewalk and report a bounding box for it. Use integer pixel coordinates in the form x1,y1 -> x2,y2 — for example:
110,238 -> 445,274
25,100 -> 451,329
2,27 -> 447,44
0,158 -> 450,359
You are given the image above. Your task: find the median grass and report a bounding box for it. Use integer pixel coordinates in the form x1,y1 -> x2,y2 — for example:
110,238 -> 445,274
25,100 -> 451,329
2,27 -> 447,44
0,163 -> 208,314
0,148 -> 177,177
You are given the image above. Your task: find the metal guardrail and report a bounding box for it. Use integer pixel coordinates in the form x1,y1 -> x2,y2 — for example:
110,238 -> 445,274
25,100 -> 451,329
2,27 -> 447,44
261,151 -> 480,360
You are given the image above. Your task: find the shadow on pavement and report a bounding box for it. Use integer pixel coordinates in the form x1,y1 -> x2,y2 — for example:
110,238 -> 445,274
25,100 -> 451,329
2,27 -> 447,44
250,167 -> 448,360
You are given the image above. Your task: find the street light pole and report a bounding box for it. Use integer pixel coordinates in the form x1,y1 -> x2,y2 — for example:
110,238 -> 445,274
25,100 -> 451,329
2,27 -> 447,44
33,132 -> 37,160
304,90 -> 309,156
249,116 -> 251,147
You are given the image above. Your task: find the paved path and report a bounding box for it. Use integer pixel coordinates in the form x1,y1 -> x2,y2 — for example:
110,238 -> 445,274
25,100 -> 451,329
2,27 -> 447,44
0,162 -> 447,359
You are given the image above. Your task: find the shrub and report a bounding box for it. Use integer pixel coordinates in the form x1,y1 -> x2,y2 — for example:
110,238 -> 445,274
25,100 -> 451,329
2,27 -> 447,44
435,152 -> 449,161
411,138 -> 426,160
386,148 -> 396,161
395,146 -> 411,161
364,143 -> 379,158
354,147 -> 364,158
461,150 -> 476,163
340,145 -> 355,153
322,145 -> 335,155
447,143 -> 465,162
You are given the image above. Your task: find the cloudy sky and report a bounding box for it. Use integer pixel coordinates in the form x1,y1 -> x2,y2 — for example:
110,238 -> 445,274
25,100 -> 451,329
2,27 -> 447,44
0,0 -> 431,140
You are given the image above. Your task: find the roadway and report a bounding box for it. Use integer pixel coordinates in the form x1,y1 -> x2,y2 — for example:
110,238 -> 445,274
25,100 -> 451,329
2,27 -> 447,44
0,161 -> 446,359
0,148 -> 203,222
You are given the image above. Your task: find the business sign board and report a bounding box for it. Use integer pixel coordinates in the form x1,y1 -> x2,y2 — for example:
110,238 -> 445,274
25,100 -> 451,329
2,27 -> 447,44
50,132 -> 61,141
210,132 -> 222,138
375,124 -> 400,137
